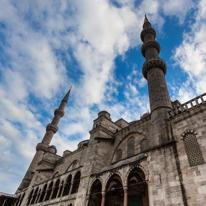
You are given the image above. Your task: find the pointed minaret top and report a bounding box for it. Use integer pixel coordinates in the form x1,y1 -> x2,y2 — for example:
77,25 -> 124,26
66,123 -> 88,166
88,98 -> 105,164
144,14 -> 150,24
62,85 -> 72,103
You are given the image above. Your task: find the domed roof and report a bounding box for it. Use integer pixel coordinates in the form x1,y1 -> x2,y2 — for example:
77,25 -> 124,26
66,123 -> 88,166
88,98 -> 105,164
133,153 -> 147,162
99,165 -> 113,173
114,160 -> 130,168
46,145 -> 57,154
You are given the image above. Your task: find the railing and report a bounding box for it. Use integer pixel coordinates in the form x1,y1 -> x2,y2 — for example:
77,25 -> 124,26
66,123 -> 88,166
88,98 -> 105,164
169,93 -> 206,118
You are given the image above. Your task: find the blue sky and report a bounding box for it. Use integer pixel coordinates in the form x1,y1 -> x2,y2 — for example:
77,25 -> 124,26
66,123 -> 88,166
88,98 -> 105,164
0,0 -> 206,194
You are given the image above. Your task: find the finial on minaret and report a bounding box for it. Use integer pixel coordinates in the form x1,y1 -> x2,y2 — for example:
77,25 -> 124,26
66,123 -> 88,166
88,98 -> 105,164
62,85 -> 72,103
144,14 -> 150,24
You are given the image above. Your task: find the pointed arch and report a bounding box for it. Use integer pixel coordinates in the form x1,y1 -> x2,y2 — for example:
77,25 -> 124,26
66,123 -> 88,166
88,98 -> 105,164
45,181 -> 53,201
71,171 -> 81,194
105,173 -> 124,206
51,179 -> 60,199
88,179 -> 102,206
66,160 -> 80,172
126,166 -> 149,205
26,189 -> 34,206
39,184 -> 47,203
57,180 -> 64,198
63,174 -> 72,196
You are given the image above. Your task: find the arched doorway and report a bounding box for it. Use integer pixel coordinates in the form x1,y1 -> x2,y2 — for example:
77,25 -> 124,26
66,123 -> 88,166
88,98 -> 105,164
127,167 -> 149,206
105,174 -> 124,206
88,179 -> 102,206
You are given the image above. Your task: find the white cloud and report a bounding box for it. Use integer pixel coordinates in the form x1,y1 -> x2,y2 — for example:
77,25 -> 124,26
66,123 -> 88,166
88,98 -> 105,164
173,0 -> 206,101
0,0 -> 198,194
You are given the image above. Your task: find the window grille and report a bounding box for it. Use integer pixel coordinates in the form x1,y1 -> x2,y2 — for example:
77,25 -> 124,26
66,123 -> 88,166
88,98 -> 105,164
184,133 -> 205,167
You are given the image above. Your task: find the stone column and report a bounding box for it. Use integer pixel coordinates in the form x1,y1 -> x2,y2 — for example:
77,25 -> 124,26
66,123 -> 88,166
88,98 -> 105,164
56,186 -> 61,198
49,188 -> 55,200
60,184 -> 66,197
43,191 -> 48,202
69,181 -> 74,195
36,192 -> 41,204
2,198 -> 8,206
124,187 -> 128,206
29,195 -> 34,205
101,192 -> 106,206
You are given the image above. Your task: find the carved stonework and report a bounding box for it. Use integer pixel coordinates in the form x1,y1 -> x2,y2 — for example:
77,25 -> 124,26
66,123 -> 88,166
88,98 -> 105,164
142,58 -> 167,79
54,109 -> 64,117
46,124 -> 58,133
36,143 -> 48,152
140,27 -> 156,42
141,40 -> 160,57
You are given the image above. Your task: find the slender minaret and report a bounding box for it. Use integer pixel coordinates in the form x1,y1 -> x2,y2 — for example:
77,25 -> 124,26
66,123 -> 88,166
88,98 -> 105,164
141,15 -> 172,146
16,86 -> 72,193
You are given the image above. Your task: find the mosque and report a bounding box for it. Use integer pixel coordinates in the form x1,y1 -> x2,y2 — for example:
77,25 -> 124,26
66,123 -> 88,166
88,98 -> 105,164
1,16 -> 206,206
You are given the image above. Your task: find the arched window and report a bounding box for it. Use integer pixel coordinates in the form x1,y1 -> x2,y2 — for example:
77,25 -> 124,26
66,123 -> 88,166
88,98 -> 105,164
63,175 -> 72,196
35,189 -> 41,204
39,184 -> 47,203
116,149 -> 122,162
68,204 -> 73,206
45,182 -> 53,201
184,133 -> 205,167
51,179 -> 60,199
57,181 -> 64,198
127,137 -> 134,157
71,171 -> 81,194
26,189 -> 33,205
31,188 -> 38,204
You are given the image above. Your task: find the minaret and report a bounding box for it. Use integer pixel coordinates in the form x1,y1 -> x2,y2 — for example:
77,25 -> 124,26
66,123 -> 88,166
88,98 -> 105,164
141,15 -> 172,145
16,86 -> 72,193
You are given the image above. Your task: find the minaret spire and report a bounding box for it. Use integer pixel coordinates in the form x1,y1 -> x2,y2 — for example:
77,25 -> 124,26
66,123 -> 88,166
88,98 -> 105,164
16,87 -> 72,193
140,16 -> 172,146
144,14 -> 150,24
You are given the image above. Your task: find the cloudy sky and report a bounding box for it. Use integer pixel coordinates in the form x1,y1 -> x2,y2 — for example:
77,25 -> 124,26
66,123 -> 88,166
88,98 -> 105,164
0,0 -> 206,194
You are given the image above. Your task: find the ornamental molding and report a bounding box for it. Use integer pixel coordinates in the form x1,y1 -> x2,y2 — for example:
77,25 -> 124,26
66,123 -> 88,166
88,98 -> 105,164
46,124 -> 58,133
54,109 -> 65,117
141,40 -> 160,57
36,143 -> 48,152
142,58 -> 167,79
140,27 -> 156,42
180,129 -> 197,140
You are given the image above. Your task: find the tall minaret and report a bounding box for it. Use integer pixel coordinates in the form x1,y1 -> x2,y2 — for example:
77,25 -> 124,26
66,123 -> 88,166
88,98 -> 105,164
141,15 -> 172,145
16,86 -> 72,193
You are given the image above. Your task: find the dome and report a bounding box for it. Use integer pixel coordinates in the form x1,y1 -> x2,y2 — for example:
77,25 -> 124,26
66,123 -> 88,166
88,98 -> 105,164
133,153 -> 147,162
46,145 -> 57,154
114,160 -> 130,168
99,165 -> 113,173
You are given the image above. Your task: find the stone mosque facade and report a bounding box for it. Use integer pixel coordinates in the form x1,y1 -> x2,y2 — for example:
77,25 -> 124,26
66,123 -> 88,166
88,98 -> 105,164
3,16 -> 206,206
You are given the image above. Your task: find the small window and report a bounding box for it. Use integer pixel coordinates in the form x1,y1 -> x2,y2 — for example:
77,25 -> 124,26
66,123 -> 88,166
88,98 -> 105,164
116,149 -> 122,161
184,133 -> 205,167
127,137 -> 135,157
